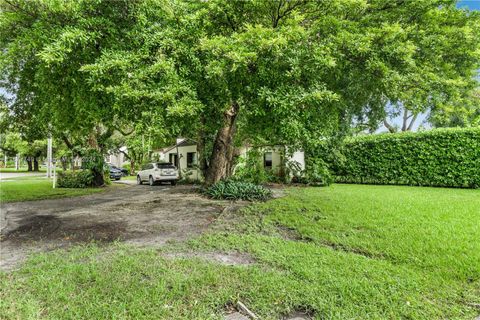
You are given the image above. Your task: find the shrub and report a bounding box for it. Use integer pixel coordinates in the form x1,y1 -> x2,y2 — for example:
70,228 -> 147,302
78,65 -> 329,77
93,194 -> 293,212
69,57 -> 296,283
233,149 -> 283,184
233,149 -> 270,184
122,163 -> 135,175
299,158 -> 334,186
202,180 -> 273,201
57,170 -> 95,188
334,128 -> 480,188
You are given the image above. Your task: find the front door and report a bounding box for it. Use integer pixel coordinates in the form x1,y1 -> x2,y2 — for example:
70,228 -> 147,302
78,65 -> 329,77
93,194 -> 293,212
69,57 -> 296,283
169,153 -> 178,167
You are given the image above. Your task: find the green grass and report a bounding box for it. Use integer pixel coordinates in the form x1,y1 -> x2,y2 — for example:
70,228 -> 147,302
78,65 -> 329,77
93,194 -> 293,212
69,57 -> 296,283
1,167 -> 40,173
1,185 -> 479,319
0,177 -> 106,203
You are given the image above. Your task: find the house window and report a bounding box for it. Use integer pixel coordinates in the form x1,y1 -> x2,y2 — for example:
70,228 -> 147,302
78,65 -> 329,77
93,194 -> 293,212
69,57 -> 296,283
187,152 -> 197,168
169,153 -> 178,167
264,152 -> 273,169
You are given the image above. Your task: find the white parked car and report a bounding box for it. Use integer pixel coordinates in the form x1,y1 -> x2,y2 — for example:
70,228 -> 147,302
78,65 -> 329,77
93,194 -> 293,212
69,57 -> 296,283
137,162 -> 179,186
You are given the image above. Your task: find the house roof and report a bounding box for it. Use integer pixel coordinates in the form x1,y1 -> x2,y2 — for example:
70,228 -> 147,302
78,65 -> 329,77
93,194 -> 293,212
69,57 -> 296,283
154,138 -> 197,154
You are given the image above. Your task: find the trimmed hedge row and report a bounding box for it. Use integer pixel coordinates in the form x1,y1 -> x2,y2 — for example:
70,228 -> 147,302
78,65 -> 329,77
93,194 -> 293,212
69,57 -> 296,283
334,128 -> 480,188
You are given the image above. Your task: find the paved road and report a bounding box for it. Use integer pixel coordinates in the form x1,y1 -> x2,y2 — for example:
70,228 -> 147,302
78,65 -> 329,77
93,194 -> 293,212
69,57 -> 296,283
0,172 -> 45,180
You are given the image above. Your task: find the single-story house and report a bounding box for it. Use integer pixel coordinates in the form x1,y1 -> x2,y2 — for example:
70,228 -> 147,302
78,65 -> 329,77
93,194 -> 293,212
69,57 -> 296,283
152,138 -> 305,181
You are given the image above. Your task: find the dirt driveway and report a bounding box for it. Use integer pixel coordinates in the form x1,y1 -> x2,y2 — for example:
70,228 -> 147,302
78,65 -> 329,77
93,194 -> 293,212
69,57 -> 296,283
0,185 -> 238,271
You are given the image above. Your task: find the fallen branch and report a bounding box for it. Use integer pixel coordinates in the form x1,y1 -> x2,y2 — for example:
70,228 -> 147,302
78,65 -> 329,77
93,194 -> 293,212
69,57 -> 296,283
237,301 -> 258,319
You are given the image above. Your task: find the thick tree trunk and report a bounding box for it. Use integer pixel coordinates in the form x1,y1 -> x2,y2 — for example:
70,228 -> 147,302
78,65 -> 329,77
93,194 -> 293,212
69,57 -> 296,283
87,132 -> 105,187
130,159 -> 136,176
26,157 -> 33,171
33,157 -> 39,171
204,102 -> 239,185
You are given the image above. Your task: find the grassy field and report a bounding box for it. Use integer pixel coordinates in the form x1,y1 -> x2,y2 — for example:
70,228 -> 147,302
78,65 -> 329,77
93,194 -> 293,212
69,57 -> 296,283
1,185 -> 479,319
0,177 -> 106,203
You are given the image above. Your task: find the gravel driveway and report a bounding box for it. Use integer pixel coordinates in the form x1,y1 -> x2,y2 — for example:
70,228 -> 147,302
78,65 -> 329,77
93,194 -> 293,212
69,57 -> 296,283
0,185 -> 234,271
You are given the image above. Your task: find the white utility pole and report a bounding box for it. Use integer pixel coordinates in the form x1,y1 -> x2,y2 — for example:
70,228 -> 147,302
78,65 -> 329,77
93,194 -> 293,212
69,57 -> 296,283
15,154 -> 19,170
52,160 -> 56,188
4,155 -> 7,168
46,136 -> 53,178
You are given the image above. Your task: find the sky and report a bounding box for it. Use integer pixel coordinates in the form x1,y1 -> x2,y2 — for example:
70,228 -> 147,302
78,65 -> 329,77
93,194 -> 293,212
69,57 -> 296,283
457,1 -> 480,10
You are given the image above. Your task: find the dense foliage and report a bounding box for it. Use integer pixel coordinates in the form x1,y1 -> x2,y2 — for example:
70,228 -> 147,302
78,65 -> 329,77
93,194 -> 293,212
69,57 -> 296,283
57,170 -> 95,188
2,0 -> 479,185
334,128 -> 480,188
202,180 -> 272,201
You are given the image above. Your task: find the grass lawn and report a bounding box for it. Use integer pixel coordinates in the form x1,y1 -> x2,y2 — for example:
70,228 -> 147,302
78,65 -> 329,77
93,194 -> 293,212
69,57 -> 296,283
1,185 -> 479,319
0,177 -> 106,203
0,167 -> 41,173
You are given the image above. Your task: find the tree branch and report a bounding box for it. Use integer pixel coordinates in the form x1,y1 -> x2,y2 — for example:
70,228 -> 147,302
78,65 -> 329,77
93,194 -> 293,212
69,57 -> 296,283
61,134 -> 74,150
116,126 -> 135,136
383,119 -> 396,133
407,113 -> 418,131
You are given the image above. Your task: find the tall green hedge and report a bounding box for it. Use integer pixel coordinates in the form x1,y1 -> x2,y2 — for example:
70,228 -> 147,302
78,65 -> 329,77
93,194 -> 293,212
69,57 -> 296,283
334,128 -> 480,188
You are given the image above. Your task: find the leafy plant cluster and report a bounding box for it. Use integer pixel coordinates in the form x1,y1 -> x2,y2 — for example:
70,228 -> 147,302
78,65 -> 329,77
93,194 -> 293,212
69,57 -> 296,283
57,170 -> 95,188
334,128 -> 480,188
232,149 -> 281,184
202,180 -> 272,201
295,158 -> 334,186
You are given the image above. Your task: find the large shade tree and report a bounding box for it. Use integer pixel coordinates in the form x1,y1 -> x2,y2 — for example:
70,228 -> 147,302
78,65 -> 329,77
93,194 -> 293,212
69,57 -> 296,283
1,0 -> 479,185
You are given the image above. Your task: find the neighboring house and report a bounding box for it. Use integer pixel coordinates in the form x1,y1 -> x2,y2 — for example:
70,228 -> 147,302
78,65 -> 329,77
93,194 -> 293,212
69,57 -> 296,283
152,138 -> 305,181
106,146 -> 128,168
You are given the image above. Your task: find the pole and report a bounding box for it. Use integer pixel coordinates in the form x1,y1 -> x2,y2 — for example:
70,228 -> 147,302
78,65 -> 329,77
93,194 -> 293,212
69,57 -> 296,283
53,161 -> 56,188
15,154 -> 19,170
47,136 -> 52,178
4,154 -> 7,168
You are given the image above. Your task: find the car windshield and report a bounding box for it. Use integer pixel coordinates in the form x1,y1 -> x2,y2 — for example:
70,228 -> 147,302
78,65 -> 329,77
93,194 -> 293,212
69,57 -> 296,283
157,163 -> 176,169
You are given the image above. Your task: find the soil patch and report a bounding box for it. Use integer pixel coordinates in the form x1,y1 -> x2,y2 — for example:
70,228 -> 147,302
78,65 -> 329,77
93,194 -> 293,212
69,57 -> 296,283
0,185 -> 242,271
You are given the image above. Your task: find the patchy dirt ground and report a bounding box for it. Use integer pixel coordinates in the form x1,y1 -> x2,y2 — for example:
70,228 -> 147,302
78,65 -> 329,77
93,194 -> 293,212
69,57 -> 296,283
0,185 -> 245,271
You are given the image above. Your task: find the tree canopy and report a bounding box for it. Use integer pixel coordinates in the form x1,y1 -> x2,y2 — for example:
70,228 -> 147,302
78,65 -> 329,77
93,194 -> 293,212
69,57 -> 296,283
1,0 -> 479,183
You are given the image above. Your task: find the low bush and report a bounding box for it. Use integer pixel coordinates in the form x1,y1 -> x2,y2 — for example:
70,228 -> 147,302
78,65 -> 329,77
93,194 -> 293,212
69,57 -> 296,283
202,180 -> 272,201
57,170 -> 95,188
334,127 -> 480,188
233,150 -> 271,184
298,158 -> 334,186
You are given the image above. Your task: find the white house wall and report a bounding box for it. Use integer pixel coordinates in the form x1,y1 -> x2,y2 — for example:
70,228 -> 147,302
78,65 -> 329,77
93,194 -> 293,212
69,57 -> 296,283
288,150 -> 305,171
166,144 -> 201,181
155,143 -> 305,181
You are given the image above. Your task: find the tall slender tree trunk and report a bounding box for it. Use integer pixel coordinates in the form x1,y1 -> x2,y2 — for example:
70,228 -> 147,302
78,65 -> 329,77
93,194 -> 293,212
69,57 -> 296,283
205,102 -> 239,185
33,157 -> 39,171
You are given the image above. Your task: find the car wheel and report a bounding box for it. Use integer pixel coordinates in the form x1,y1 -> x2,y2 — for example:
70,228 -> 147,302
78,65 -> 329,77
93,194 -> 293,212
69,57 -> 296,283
149,176 -> 155,186
137,175 -> 142,185
170,180 -> 177,186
